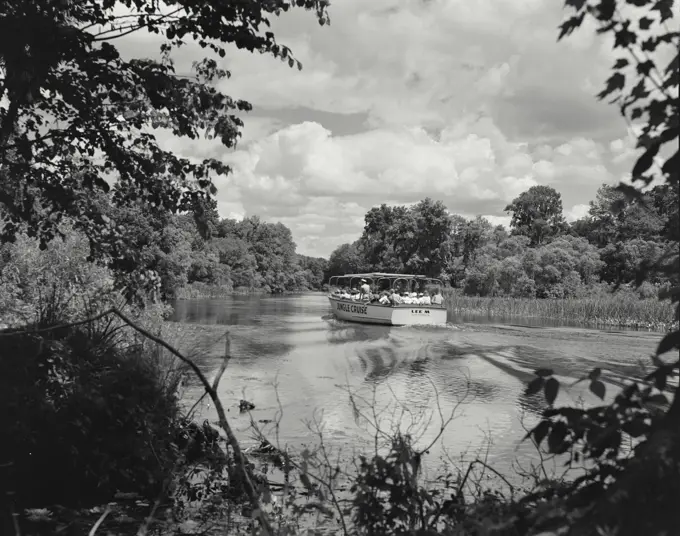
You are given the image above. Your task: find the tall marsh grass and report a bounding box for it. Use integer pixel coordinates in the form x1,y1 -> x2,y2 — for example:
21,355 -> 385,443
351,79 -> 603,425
445,290 -> 677,331
172,282 -> 314,300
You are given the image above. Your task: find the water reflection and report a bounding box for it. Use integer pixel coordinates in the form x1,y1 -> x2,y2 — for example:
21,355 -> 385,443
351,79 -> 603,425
323,316 -> 392,346
171,295 -> 659,477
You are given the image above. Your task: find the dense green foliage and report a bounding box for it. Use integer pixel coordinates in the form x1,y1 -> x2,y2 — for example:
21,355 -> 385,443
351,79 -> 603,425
329,182 -> 678,300
0,211 -> 327,308
505,185 -> 568,246
0,327 -> 183,509
0,0 -> 329,296
517,0 -> 680,534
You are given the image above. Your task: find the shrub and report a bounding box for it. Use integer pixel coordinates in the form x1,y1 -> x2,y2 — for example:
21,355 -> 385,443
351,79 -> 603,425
0,230 -> 115,328
0,326 -> 184,509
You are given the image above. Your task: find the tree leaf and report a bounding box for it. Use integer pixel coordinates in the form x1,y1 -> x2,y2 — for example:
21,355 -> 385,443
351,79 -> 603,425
636,59 -> 655,76
532,420 -> 551,446
661,149 -> 678,178
656,331 -> 680,356
597,72 -> 625,99
588,367 -> 602,381
547,422 -> 567,454
565,0 -> 587,9
631,142 -> 661,179
526,377 -> 545,396
638,17 -> 653,30
654,370 -> 667,391
589,379 -> 606,400
534,368 -> 554,378
544,377 -> 560,405
622,417 -> 648,438
647,393 -> 669,405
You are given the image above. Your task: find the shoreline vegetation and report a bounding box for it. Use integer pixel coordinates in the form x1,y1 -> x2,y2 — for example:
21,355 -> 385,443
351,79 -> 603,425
170,283 -> 676,332
444,290 -> 677,332
171,283 -> 323,300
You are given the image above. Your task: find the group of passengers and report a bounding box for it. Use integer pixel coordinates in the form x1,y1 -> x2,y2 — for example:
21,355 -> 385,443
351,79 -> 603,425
331,278 -> 444,306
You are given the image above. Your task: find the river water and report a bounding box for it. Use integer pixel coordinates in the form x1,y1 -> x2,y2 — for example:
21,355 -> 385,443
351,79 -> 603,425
170,294 -> 660,482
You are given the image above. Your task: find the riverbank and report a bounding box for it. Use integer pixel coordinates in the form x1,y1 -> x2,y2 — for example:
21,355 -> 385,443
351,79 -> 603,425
172,283 -> 324,300
444,291 -> 677,331
172,287 -> 677,331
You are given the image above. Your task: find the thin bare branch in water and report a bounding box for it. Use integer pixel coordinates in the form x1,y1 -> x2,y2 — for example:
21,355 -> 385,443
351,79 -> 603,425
10,501 -> 21,536
458,459 -> 516,498
136,493 -> 164,536
418,370 -> 472,456
309,412 -> 351,536
88,505 -> 111,536
186,391 -> 209,420
212,333 -> 232,392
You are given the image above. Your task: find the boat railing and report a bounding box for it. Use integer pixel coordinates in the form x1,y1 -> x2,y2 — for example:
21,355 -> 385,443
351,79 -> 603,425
328,273 -> 444,307
328,294 -> 446,309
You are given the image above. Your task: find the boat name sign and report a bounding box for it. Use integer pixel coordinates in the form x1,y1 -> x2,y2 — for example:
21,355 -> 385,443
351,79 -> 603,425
336,302 -> 368,315
335,300 -> 433,316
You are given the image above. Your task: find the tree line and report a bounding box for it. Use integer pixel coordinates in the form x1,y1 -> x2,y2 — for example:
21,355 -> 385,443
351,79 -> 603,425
328,182 -> 679,299
0,195 -> 328,302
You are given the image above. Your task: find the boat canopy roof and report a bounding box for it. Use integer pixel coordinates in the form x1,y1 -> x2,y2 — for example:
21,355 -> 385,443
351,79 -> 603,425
334,273 -> 431,280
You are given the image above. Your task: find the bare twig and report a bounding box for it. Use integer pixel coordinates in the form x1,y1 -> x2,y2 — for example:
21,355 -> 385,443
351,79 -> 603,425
186,391 -> 209,420
88,505 -> 111,536
136,495 -> 162,536
458,459 -> 515,498
10,501 -> 21,536
417,372 -> 472,456
212,333 -> 231,391
311,414 -> 351,536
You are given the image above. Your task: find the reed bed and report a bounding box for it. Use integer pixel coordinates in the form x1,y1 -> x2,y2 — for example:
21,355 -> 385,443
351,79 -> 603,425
445,291 -> 677,331
172,284 -> 266,299
171,283 -> 316,300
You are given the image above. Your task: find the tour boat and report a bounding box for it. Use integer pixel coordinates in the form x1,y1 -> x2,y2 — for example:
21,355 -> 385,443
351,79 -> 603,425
327,273 -> 448,326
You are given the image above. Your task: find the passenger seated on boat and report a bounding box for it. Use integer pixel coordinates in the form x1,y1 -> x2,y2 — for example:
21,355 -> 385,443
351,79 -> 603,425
431,290 -> 443,305
409,291 -> 417,300
402,292 -> 412,304
379,292 -> 390,305
390,290 -> 402,304
341,288 -> 351,299
421,292 -> 431,305
351,289 -> 361,300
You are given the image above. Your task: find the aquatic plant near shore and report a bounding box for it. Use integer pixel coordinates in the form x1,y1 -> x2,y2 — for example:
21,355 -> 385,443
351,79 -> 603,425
171,283 -> 314,300
444,290 -> 676,331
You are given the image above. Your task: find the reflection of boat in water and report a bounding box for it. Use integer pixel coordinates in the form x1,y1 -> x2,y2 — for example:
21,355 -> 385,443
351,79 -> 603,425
328,273 -> 447,327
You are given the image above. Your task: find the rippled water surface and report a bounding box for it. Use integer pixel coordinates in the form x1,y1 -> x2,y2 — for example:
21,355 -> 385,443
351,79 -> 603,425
170,294 -> 659,477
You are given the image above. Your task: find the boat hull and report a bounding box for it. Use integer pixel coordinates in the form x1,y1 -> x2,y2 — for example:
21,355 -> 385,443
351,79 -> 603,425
328,297 -> 447,326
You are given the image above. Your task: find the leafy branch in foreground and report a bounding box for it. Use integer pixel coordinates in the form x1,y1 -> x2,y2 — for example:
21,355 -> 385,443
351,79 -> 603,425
0,0 -> 330,294
520,2 -> 680,534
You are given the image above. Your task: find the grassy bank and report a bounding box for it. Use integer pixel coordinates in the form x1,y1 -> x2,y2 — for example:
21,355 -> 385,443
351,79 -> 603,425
445,291 -> 677,331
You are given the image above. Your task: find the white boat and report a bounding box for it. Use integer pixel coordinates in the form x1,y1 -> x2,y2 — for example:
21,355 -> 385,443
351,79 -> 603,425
327,273 -> 447,326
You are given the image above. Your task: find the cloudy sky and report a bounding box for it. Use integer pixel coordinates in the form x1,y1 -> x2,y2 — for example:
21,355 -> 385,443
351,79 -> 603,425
119,0 -> 645,258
